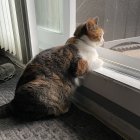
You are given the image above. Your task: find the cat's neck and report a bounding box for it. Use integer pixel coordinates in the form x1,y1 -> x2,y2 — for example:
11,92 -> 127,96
76,35 -> 101,49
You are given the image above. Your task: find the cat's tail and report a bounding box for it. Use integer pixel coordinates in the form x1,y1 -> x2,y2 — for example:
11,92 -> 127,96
0,103 -> 11,118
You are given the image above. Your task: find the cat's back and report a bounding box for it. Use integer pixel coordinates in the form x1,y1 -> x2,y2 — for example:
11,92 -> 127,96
32,44 -> 78,65
16,44 -> 78,88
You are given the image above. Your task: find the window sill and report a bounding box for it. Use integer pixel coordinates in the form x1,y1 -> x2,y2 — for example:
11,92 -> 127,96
97,47 -> 140,79
94,67 -> 140,90
79,66 -> 140,117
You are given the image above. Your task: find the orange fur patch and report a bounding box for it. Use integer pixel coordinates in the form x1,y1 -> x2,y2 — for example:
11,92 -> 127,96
76,59 -> 88,76
66,37 -> 77,45
86,18 -> 103,41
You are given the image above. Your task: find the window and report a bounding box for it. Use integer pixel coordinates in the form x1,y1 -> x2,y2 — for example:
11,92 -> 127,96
35,0 -> 63,33
75,0 -> 140,120
76,0 -> 140,80
34,0 -> 76,50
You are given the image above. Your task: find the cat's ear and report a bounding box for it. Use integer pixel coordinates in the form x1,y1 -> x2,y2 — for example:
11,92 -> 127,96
86,17 -> 99,31
93,16 -> 99,25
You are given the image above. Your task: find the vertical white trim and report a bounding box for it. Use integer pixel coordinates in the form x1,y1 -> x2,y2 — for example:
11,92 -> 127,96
63,0 -> 76,37
25,0 -> 39,57
69,0 -> 76,36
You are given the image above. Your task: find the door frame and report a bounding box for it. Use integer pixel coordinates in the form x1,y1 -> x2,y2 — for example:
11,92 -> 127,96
18,0 -> 76,62
14,0 -> 39,63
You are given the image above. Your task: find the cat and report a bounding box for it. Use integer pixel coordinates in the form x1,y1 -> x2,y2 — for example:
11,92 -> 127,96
0,17 -> 104,120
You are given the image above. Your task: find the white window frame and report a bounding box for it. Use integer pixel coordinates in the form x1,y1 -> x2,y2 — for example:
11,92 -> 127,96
25,0 -> 39,57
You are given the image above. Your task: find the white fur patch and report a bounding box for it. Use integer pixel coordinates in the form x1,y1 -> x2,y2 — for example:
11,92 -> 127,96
81,35 -> 104,48
76,35 -> 104,71
74,78 -> 80,86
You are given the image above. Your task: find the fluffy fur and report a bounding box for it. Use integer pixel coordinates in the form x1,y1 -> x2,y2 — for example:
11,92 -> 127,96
66,17 -> 104,70
0,17 -> 104,120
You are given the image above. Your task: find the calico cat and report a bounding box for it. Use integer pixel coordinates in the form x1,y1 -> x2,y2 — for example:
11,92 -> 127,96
0,17 -> 104,120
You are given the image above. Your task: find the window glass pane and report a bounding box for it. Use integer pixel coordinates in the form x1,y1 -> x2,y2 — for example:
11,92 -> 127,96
35,0 -> 63,32
76,0 -> 140,60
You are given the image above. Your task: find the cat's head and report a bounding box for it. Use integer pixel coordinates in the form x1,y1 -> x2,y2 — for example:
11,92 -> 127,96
74,17 -> 104,47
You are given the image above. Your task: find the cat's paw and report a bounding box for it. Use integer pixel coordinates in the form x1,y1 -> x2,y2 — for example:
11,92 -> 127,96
74,77 -> 85,86
92,59 -> 103,70
74,78 -> 80,86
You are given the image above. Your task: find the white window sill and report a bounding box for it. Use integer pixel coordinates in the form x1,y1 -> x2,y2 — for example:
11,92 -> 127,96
94,67 -> 140,91
81,66 -> 140,117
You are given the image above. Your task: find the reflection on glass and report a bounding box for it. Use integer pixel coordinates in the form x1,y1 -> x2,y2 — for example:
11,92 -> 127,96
34,0 -> 63,32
